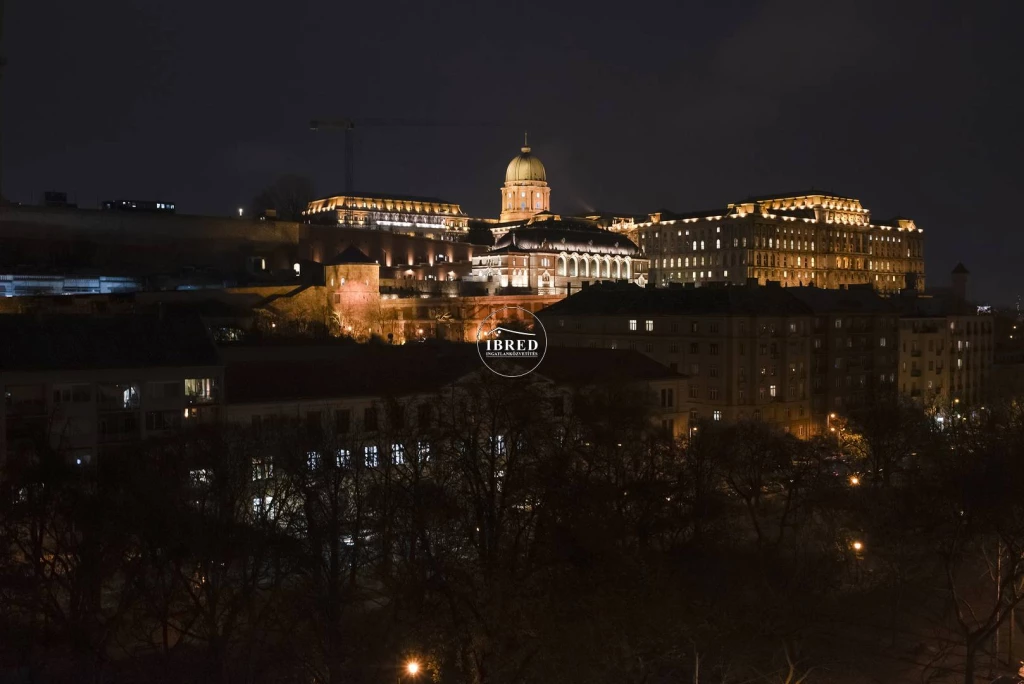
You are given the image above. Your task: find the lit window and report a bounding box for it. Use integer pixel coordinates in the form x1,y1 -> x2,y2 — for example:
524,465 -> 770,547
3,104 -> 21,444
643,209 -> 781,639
417,441 -> 431,460
645,320 -> 654,332
336,449 -> 350,467
769,385 -> 777,397
391,443 -> 405,465
629,319 -> 637,331
252,458 -> 273,481
364,446 -> 379,468
189,469 -> 210,486
307,451 -> 321,470
252,496 -> 276,520
185,378 -> 215,403
713,410 -> 722,421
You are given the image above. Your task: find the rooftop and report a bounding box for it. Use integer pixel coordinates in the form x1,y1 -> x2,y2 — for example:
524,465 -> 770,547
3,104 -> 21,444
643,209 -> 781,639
0,314 -> 220,372
539,282 -> 903,318
493,217 -> 640,257
538,282 -> 813,317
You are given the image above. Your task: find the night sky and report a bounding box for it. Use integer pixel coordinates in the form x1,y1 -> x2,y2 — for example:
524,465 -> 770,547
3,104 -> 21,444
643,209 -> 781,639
3,0 -> 1022,303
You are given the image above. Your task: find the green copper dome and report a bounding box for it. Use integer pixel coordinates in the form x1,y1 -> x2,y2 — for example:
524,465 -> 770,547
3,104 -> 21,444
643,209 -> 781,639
505,145 -> 547,183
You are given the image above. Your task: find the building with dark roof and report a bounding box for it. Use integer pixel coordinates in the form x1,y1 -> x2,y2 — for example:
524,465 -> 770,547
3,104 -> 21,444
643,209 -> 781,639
221,343 -> 686,441
1,314 -> 223,465
538,281 -> 906,436
607,190 -> 925,294
892,265 -> 994,408
466,214 -> 650,296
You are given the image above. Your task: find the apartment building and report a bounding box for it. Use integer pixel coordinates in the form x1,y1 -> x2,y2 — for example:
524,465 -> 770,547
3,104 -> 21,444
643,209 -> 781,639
0,315 -> 223,466
538,281 -> 901,436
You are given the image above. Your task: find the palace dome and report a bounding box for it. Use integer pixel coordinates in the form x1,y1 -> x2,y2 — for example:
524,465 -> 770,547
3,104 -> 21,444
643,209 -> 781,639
505,146 -> 546,183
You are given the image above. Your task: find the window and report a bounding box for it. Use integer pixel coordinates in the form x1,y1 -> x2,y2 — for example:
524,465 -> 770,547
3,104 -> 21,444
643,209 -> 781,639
145,410 -> 181,431
690,342 -> 699,354
364,446 -> 379,467
417,441 -> 431,461
306,411 -> 323,437
691,322 -> 699,333
364,407 -> 378,431
879,337 -> 887,347
834,319 -> 842,329
645,320 -> 654,332
709,388 -> 719,400
185,378 -> 215,403
769,385 -> 777,398
51,385 -> 92,405
307,451 -> 321,470
492,435 -> 507,455
660,388 -> 674,408
709,364 -> 719,378
417,403 -> 433,428
252,496 -> 275,519
336,449 -> 351,467
335,409 -> 351,434
669,344 -> 679,354
189,469 -> 210,486
629,319 -> 637,331
710,343 -> 719,355
391,443 -> 405,465
689,386 -> 699,399
144,381 -> 178,400
713,410 -> 722,421
252,458 -> 273,481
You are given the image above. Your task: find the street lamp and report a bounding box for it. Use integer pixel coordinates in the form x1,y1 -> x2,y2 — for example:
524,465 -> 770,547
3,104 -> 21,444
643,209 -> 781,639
399,660 -> 421,684
852,540 -> 864,552
849,475 -> 860,487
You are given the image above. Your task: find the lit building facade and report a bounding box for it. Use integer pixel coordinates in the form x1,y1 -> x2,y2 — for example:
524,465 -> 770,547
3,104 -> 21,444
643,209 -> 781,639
613,192 -> 926,293
304,192 -> 469,240
467,216 -> 649,295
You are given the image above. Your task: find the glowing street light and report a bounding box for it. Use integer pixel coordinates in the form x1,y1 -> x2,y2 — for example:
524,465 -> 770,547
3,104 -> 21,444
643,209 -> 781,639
399,660 -> 422,684
237,207 -> 244,217
849,475 -> 860,486
852,541 -> 864,552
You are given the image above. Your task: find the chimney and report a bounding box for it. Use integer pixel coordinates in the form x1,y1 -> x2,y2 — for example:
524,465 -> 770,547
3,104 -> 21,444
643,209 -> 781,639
951,263 -> 969,303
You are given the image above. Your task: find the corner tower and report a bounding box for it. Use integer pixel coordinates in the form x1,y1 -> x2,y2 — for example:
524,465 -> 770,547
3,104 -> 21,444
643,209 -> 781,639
500,135 -> 550,222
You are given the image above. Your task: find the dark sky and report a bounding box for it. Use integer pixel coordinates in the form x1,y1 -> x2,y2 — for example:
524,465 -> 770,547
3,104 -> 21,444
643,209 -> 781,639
3,0 -> 1022,303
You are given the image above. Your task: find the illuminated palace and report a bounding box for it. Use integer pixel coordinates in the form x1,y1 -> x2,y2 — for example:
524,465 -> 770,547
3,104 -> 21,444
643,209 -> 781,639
468,142 -> 649,294
611,192 -> 926,293
304,192 -> 469,240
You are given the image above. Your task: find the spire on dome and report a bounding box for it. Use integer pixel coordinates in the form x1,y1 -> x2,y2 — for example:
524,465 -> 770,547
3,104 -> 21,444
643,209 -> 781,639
522,131 -> 530,153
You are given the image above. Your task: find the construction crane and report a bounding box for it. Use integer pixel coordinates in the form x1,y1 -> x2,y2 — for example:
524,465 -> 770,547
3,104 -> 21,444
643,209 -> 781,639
309,117 -> 509,194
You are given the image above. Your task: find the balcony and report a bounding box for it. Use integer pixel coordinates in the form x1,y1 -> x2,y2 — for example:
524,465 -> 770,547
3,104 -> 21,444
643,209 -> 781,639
911,369 -> 922,377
